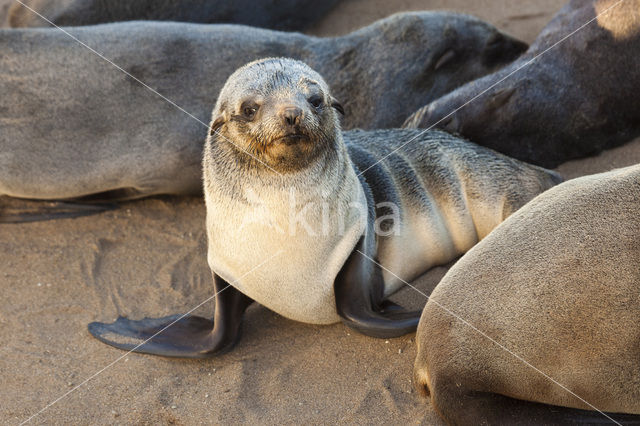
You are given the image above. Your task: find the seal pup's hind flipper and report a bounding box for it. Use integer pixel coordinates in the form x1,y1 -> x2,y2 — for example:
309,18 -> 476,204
0,200 -> 116,223
88,274 -> 253,358
334,237 -> 421,339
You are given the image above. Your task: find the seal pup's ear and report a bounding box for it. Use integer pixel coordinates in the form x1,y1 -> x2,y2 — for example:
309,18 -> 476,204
209,115 -> 225,136
331,98 -> 345,115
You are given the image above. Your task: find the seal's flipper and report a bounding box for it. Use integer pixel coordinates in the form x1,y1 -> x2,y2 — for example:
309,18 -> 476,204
428,383 -> 640,425
379,300 -> 414,314
88,315 -> 223,358
72,188 -> 145,203
336,298 -> 421,339
0,201 -> 116,223
88,274 -> 253,358
334,237 -> 421,339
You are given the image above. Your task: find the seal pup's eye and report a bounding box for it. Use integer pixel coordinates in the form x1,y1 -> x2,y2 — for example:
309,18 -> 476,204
242,104 -> 259,119
308,95 -> 323,109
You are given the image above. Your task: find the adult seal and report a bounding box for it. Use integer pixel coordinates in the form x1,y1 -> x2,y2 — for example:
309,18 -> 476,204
1,0 -> 340,31
0,12 -> 527,218
404,0 -> 640,168
89,58 -> 561,357
413,165 -> 640,425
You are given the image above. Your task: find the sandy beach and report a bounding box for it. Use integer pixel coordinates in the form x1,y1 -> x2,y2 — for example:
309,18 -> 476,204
3,0 -> 639,424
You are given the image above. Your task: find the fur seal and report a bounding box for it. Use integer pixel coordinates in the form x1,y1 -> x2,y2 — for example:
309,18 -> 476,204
88,58 -> 561,358
404,0 -> 640,168
413,164 -> 640,425
0,12 -> 527,213
1,0 -> 340,31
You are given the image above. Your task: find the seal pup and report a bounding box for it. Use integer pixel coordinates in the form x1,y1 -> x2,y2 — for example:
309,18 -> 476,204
2,0 -> 340,31
88,58 -> 561,358
0,12 -> 527,220
404,0 -> 640,168
413,164 -> 640,425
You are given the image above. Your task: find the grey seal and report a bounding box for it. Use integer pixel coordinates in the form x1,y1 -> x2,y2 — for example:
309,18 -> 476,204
404,0 -> 640,168
2,0 -> 340,31
413,164 -> 640,424
88,58 -> 561,357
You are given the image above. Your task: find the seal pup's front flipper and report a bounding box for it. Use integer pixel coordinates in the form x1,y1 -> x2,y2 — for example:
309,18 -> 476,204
334,237 -> 421,339
0,200 -> 116,223
88,274 -> 253,358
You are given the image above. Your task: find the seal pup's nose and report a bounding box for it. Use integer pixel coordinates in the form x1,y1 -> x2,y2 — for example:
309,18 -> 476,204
280,106 -> 303,126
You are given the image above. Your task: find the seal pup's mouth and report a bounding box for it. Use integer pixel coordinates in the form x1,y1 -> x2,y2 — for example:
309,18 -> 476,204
273,132 -> 309,146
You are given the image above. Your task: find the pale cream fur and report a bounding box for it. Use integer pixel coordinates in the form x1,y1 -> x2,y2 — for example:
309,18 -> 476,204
204,149 -> 366,324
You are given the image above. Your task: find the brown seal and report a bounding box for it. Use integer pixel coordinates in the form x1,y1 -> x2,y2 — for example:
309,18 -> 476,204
414,164 -> 640,424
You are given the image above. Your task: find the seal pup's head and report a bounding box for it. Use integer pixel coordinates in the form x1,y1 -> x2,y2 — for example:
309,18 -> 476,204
208,58 -> 345,174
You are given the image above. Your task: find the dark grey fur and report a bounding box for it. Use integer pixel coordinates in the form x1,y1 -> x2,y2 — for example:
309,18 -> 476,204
0,12 -> 527,200
404,0 -> 640,168
344,129 -> 564,222
1,0 -> 340,31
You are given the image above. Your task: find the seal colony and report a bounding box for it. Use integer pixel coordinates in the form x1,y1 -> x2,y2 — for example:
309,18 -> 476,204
0,12 -> 527,211
413,164 -> 640,424
1,0 -> 340,31
88,58 -> 561,357
404,0 -> 640,168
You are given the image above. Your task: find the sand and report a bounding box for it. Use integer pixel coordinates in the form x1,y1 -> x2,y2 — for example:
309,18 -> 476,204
3,0 -> 639,424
